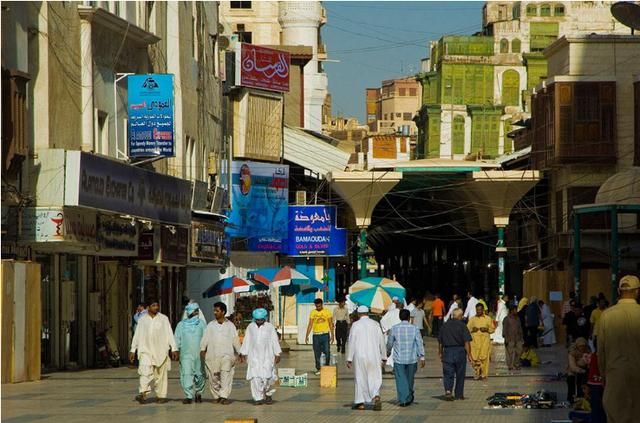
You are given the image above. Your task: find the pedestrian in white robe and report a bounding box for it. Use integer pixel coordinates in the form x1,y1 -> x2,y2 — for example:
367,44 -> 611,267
491,294 -> 509,344
239,308 -> 281,405
539,300 -> 556,346
347,306 -> 387,411
463,292 -> 479,320
444,297 -> 460,322
380,306 -> 402,369
129,300 -> 177,404
200,302 -> 241,404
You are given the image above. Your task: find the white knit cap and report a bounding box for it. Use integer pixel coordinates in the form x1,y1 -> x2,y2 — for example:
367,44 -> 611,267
357,305 -> 369,313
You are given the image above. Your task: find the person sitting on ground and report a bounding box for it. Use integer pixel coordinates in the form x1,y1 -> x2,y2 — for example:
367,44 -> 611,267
566,337 -> 591,403
519,343 -> 540,367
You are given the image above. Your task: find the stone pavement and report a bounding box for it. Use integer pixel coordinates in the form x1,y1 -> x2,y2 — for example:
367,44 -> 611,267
2,337 -> 572,423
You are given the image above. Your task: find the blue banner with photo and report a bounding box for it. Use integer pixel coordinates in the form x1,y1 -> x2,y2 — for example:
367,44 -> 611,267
284,205 -> 347,256
226,161 -> 289,251
128,74 -> 175,157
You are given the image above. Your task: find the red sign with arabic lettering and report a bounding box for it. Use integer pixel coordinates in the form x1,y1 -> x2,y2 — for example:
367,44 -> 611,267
238,43 -> 290,93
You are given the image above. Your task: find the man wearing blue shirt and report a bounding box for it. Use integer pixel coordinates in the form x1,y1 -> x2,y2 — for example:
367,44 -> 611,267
386,309 -> 425,407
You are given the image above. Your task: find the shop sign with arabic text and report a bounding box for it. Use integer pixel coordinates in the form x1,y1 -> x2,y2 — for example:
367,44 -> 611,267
236,44 -> 290,93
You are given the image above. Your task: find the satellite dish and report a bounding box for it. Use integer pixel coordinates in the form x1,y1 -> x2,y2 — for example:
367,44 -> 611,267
611,1 -> 640,33
219,36 -> 230,50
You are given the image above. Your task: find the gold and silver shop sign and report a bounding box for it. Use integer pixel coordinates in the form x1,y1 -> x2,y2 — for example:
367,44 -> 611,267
96,215 -> 139,256
190,220 -> 227,266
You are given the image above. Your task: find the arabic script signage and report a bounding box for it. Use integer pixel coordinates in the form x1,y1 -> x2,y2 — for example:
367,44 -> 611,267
19,207 -> 97,244
128,74 -> 175,157
97,215 -> 138,256
237,44 -> 290,93
284,206 -> 347,257
65,151 -> 192,225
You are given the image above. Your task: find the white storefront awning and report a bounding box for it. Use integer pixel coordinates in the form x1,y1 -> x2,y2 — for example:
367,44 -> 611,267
283,125 -> 351,178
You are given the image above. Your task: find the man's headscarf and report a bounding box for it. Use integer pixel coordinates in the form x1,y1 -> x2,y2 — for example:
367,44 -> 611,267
252,308 -> 268,320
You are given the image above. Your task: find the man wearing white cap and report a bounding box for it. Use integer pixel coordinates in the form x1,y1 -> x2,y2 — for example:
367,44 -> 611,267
388,296 -> 401,311
239,308 -> 282,405
347,305 -> 387,411
596,275 -> 640,423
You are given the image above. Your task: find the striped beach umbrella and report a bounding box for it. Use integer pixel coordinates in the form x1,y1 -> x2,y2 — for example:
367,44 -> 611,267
202,276 -> 253,298
348,277 -> 406,314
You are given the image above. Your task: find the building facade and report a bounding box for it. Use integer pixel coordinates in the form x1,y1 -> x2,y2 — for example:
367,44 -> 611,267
416,1 -> 631,161
220,0 -> 328,132
366,77 -> 421,136
1,1 -> 225,371
529,35 -> 640,273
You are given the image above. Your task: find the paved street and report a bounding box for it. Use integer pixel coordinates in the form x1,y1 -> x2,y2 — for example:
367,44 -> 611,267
3,337 -> 572,423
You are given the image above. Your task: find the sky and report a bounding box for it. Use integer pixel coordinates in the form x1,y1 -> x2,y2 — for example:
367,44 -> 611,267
322,1 -> 485,122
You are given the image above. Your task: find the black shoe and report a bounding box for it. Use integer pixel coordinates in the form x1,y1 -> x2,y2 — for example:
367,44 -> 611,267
254,400 -> 263,406
183,398 -> 193,404
157,398 -> 169,404
135,393 -> 147,404
398,402 -> 409,407
444,392 -> 454,401
195,394 -> 202,403
264,396 -> 273,405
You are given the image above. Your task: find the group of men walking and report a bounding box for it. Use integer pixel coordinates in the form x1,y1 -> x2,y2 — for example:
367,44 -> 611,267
130,300 -> 280,405
129,275 -> 640,421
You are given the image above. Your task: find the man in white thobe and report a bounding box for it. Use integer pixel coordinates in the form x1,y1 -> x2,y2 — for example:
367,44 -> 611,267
200,302 -> 241,404
380,303 -> 402,369
463,291 -> 479,321
444,295 -> 460,322
239,308 -> 282,405
491,294 -> 509,344
347,306 -> 387,411
129,300 -> 178,404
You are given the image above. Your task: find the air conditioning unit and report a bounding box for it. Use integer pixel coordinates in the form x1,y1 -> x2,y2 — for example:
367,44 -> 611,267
296,190 -> 307,205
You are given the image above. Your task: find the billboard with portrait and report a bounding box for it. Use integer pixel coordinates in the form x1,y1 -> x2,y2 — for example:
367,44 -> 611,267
226,161 -> 289,248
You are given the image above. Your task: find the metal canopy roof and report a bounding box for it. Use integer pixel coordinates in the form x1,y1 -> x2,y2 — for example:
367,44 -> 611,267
283,125 -> 351,178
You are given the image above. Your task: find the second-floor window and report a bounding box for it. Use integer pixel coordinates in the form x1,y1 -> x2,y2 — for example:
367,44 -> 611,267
235,24 -> 252,43
230,1 -> 252,9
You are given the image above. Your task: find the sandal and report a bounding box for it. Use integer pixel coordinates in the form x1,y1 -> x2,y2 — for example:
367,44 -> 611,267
351,403 -> 365,410
373,396 -> 382,411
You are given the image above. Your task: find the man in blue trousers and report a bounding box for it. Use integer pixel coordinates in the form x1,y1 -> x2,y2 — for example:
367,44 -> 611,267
387,309 -> 425,407
438,308 -> 473,401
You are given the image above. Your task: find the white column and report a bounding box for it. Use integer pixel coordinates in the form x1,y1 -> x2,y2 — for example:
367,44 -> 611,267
80,17 -> 94,152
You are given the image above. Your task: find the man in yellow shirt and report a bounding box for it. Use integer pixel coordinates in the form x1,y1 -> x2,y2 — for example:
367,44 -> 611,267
306,298 -> 334,375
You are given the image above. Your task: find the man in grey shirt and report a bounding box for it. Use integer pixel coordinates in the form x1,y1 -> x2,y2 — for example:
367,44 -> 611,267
410,302 -> 427,338
438,308 -> 472,401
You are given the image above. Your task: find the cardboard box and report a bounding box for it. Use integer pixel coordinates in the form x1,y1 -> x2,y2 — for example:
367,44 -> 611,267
320,365 -> 337,388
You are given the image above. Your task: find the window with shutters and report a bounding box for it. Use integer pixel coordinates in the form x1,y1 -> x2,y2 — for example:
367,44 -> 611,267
500,39 -> 509,53
399,88 -> 406,96
526,4 -> 537,16
554,4 -> 565,16
230,1 -> 252,9
502,70 -> 520,106
512,38 -> 521,53
427,112 -> 441,157
409,88 -> 417,97
540,4 -> 551,16
635,81 -> 640,166
530,22 -> 559,52
452,115 -> 465,154
403,112 -> 412,121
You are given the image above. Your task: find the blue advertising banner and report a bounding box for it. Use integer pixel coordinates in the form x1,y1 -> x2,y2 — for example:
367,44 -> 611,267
226,161 -> 289,250
285,205 -> 347,256
128,74 -> 175,157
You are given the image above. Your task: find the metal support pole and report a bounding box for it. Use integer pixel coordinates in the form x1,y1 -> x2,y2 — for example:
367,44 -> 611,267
496,225 -> 506,295
358,228 -> 367,280
610,207 -> 619,303
574,213 -> 581,300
